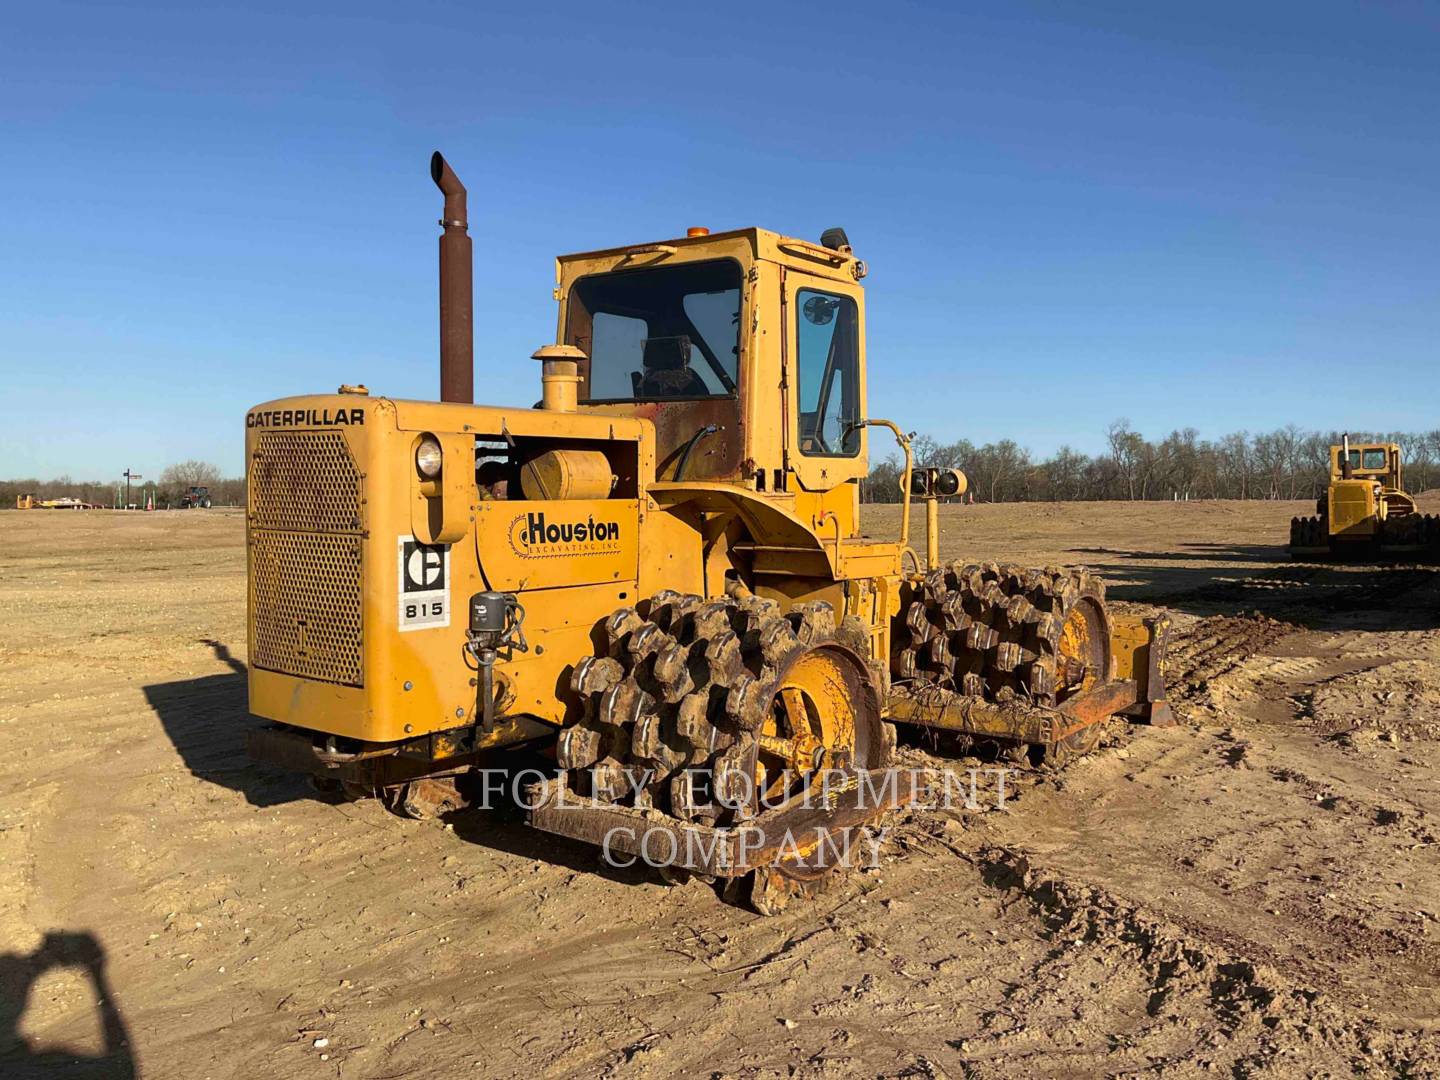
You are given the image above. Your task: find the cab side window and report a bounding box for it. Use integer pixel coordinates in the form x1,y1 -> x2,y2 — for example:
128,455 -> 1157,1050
796,289 -> 860,457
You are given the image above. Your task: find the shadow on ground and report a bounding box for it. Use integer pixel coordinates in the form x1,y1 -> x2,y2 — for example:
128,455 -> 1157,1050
143,643 -> 658,888
441,755 -> 658,889
142,639 -> 310,808
0,931 -> 136,1079
1070,542 -> 1284,565
1073,550 -> 1440,631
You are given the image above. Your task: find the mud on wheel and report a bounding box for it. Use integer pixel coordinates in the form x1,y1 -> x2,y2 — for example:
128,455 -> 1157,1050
896,562 -> 1111,762
558,591 -> 892,907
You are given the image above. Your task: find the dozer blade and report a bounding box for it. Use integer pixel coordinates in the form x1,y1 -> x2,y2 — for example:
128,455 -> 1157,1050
527,768 -> 921,878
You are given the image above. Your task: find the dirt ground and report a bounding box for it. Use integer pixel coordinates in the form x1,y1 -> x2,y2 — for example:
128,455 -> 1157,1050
3,498 -> 1438,1078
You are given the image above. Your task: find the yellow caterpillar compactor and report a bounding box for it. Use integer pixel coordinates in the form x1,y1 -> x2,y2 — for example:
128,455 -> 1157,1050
1289,435 -> 1440,560
246,154 -> 1171,911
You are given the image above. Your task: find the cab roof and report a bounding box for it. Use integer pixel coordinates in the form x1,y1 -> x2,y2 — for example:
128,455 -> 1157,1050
556,226 -> 865,285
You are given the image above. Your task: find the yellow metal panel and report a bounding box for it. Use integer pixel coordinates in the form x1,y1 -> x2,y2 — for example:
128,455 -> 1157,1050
742,258 -> 786,482
410,431 -> 472,545
387,397 -> 647,442
250,670 -> 370,738
638,497 -> 707,598
246,394 -> 652,744
1109,618 -> 1151,682
1329,480 -> 1377,537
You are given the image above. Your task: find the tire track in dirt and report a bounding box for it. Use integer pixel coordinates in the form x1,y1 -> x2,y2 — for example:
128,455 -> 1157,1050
1159,566 -> 1440,720
962,842 -> 1437,1076
1164,614 -> 1297,718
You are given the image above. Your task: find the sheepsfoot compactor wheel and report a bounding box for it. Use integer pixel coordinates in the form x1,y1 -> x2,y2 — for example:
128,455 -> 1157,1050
528,590 -> 915,915
889,562 -> 1172,765
527,572 -> 1169,913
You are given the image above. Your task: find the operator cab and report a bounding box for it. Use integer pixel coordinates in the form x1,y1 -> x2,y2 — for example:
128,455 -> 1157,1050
1331,442 -> 1401,486
552,227 -> 869,499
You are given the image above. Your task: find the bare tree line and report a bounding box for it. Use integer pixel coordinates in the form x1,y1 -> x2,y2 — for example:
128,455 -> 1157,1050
9,426 -> 1440,510
862,421 -> 1440,504
1,461 -> 245,508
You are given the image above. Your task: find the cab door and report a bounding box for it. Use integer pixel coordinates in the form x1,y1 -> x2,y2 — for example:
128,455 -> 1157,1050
782,270 -> 868,493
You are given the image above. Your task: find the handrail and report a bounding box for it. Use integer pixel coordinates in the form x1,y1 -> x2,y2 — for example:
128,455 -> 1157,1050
622,244 -> 677,258
860,418 -> 913,551
775,240 -> 847,266
817,510 -> 844,573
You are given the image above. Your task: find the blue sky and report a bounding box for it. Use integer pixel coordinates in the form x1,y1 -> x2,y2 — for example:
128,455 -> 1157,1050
2,0 -> 1437,478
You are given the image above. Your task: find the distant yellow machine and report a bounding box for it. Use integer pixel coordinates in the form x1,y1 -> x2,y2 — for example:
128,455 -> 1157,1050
1290,435 -> 1439,559
14,494 -> 99,510
244,153 -> 1171,911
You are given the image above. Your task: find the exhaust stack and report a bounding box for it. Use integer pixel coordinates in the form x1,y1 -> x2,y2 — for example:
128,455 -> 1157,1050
431,152 -> 473,404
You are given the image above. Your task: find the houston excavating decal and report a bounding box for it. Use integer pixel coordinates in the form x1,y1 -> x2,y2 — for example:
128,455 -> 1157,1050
508,511 -> 622,559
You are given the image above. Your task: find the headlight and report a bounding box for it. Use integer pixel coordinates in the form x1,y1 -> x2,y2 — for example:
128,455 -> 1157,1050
415,436 -> 443,479
934,468 -> 967,498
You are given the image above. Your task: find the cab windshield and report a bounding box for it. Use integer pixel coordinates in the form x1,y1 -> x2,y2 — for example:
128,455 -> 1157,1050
1343,448 -> 1390,471
567,260 -> 741,402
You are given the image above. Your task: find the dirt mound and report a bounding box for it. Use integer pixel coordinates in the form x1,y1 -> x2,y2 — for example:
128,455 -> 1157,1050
974,845 -> 1435,1075
1165,613 -> 1296,717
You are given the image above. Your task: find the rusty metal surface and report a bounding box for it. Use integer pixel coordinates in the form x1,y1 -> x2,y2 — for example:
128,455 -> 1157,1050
1055,678 -> 1140,735
886,678 -> 1140,745
246,725 -> 337,774
1140,615 -> 1169,704
430,152 -> 472,403
590,397 -> 743,482
888,684 -> 1056,743
1135,700 -> 1177,728
246,719 -> 554,789
382,777 -> 464,820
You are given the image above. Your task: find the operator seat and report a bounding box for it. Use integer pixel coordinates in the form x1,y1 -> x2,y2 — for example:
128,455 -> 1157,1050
634,335 -> 708,398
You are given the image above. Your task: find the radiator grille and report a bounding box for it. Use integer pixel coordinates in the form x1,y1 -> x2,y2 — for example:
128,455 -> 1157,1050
251,532 -> 364,685
250,431 -> 363,533
249,431 -> 364,686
